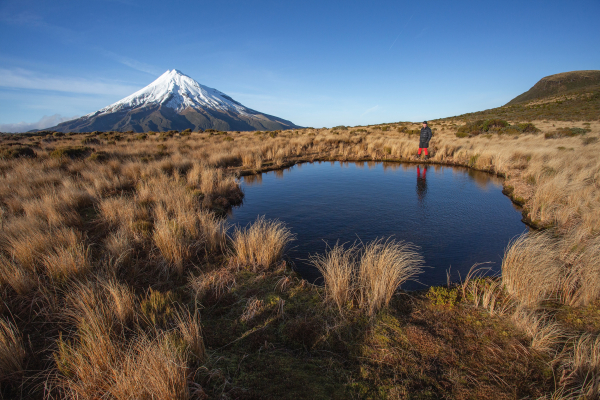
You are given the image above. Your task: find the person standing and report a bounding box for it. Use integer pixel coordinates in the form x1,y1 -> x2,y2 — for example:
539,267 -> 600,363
418,121 -> 432,159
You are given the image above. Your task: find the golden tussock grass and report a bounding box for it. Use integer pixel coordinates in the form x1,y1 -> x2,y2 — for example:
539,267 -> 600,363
0,122 -> 598,398
0,317 -> 25,380
511,307 -> 564,354
189,268 -> 236,301
54,330 -> 189,400
230,216 -> 294,270
501,232 -> 562,307
312,238 -> 423,317
175,307 -> 206,362
558,334 -> 600,398
310,242 -> 356,313
358,238 -> 423,317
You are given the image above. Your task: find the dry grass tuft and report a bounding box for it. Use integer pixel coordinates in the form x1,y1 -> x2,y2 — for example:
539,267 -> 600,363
511,306 -> 564,354
501,232 -> 562,307
0,317 -> 26,379
468,278 -> 514,316
561,233 -> 600,307
55,330 -> 189,400
0,255 -> 37,295
230,216 -> 294,270
358,238 -> 423,317
189,268 -> 236,301
312,238 -> 423,317
240,297 -> 264,323
197,210 -> 228,253
310,242 -> 356,313
175,307 -> 206,362
559,334 -> 600,398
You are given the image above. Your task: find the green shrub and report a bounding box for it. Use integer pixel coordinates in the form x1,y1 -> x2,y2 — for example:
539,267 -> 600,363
181,129 -> 192,136
0,146 -> 36,159
456,120 -> 484,137
269,131 -> 278,138
545,127 -> 590,139
482,119 -> 509,131
515,122 -> 539,133
582,136 -> 598,145
81,136 -> 100,145
88,151 -> 109,162
426,286 -> 460,307
136,133 -> 148,141
50,146 -> 91,159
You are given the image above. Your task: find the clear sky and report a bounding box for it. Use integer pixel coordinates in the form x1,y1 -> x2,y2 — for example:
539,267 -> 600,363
0,0 -> 598,131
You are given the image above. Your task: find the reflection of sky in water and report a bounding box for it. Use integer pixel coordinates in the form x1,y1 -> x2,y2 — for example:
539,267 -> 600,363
229,162 -> 526,290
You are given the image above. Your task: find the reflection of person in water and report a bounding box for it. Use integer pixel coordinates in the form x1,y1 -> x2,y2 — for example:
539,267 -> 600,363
416,165 -> 428,203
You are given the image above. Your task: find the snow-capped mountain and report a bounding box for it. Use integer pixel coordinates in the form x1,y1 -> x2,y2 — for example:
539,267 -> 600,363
49,70 -> 300,133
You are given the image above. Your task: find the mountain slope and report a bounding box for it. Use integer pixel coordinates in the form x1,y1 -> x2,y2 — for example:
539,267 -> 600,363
440,70 -> 600,122
49,70 -> 300,133
506,70 -> 600,105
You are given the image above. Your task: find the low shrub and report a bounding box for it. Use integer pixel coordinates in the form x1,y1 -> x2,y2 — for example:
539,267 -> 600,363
456,119 -> 538,137
50,146 -> 91,159
88,151 -> 109,162
81,136 -> 100,145
0,146 -> 36,159
427,286 -> 460,306
545,127 -> 590,139
482,119 -> 509,131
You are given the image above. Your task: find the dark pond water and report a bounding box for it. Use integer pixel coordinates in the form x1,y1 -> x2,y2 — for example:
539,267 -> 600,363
229,161 -> 527,290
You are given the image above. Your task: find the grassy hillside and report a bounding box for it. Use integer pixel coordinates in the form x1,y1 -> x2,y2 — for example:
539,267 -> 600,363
507,70 -> 600,105
444,70 -> 600,122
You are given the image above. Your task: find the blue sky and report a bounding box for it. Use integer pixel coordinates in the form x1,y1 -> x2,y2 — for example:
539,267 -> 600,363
0,0 -> 598,131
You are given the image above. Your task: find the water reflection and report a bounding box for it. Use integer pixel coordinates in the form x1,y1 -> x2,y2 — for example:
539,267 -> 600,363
243,173 -> 263,186
416,165 -> 428,204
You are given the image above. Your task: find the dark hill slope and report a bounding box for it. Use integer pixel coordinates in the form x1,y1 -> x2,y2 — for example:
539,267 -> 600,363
506,70 -> 600,105
440,70 -> 600,122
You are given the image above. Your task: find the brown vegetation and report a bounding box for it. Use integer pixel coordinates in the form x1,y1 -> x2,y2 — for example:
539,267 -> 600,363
0,118 -> 598,398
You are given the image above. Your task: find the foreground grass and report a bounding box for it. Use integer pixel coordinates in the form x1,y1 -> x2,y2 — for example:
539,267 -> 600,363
0,119 -> 599,398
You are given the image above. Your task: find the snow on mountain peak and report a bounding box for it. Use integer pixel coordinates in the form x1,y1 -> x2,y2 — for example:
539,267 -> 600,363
88,69 -> 249,117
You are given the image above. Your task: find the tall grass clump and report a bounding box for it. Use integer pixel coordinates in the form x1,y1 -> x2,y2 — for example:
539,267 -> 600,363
559,334 -> 600,398
230,216 -> 294,270
501,232 -> 562,307
175,307 -> 206,362
54,332 -> 189,400
0,317 -> 26,380
511,307 -> 563,353
561,234 -> 600,307
358,239 -> 423,317
311,242 -> 357,313
311,238 -> 423,317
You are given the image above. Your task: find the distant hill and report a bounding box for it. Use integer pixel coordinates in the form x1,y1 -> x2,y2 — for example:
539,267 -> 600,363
46,70 -> 301,133
442,70 -> 600,122
506,70 -> 600,105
